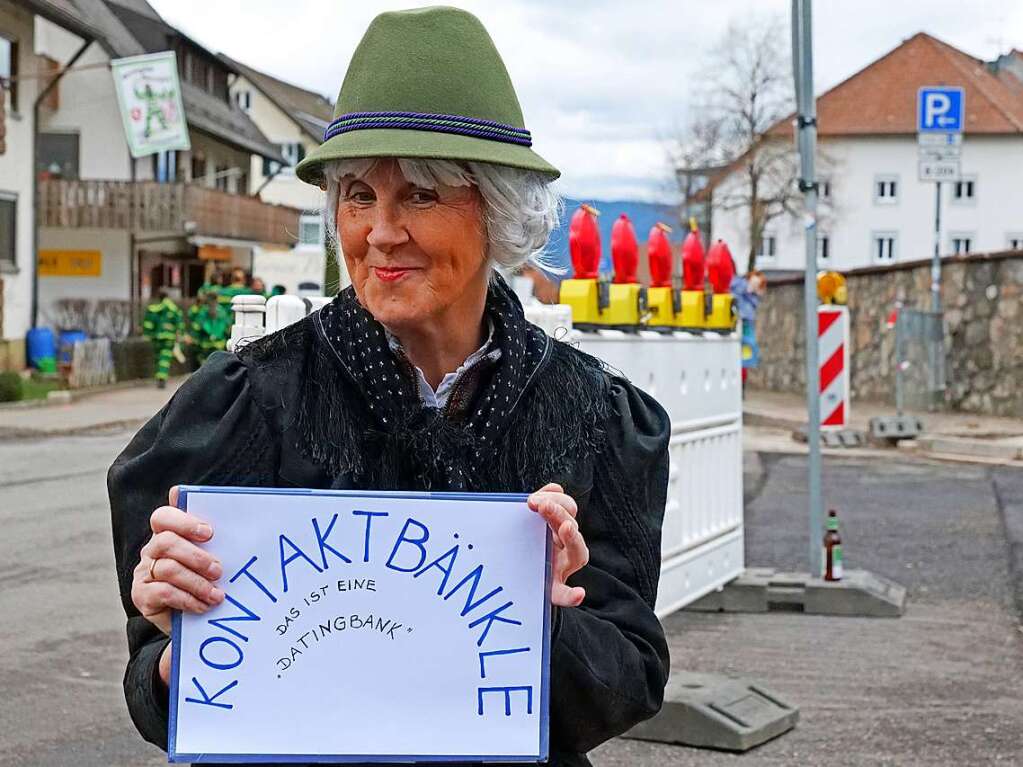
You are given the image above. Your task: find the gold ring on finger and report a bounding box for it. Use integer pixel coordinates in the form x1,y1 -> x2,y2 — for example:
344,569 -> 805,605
147,557 -> 159,582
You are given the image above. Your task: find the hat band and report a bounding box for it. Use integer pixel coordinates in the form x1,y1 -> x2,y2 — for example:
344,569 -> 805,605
323,110 -> 533,147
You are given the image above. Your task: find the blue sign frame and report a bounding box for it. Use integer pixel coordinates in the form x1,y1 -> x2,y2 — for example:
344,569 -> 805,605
168,486 -> 553,764
917,87 -> 965,133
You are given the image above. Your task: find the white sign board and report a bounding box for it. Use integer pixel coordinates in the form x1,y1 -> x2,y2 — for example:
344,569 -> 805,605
170,487 -> 551,763
111,51 -> 191,159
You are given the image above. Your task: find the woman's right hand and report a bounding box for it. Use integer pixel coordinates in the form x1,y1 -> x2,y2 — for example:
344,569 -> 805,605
131,485 -> 225,638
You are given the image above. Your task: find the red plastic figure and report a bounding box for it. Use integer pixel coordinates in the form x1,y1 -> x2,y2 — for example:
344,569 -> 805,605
705,239 -> 736,294
647,223 -> 673,288
611,214 -> 639,284
568,204 -> 601,280
682,221 -> 706,290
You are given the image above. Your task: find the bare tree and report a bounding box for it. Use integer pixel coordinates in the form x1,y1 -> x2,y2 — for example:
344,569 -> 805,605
667,14 -> 804,272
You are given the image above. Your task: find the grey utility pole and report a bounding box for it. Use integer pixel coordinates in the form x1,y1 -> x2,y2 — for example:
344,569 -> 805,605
931,183 -> 942,313
792,0 -> 823,575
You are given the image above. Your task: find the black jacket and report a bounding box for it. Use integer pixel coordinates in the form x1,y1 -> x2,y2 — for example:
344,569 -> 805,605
109,309 -> 671,767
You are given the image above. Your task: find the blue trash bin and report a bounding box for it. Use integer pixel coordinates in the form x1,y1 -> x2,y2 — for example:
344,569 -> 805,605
26,327 -> 57,373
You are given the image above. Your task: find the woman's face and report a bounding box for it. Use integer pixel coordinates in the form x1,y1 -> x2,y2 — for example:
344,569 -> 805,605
336,159 -> 489,333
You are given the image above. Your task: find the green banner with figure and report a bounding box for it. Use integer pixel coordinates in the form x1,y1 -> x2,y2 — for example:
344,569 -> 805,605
111,51 -> 190,159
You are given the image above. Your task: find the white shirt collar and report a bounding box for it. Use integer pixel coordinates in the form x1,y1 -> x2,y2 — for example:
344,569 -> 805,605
385,320 -> 500,410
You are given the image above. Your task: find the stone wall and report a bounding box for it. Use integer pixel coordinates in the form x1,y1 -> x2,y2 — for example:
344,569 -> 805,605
746,251 -> 1023,416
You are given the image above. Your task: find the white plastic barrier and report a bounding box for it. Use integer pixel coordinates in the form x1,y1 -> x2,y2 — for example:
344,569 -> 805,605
233,297 -> 744,617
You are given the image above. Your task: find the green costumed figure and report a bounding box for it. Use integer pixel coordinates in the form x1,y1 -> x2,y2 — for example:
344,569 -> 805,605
187,280 -> 221,359
188,295 -> 231,367
142,290 -> 183,388
217,268 -> 257,309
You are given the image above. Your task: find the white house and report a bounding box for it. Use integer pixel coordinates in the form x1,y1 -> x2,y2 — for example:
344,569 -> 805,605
0,0 -> 98,370
709,33 -> 1023,275
222,54 -> 345,294
31,0 -> 301,324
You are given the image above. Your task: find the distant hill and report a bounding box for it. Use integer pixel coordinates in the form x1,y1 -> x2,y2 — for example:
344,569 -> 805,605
544,197 -> 683,276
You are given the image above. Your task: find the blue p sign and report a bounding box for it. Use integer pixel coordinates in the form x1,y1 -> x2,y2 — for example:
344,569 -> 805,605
918,87 -> 964,133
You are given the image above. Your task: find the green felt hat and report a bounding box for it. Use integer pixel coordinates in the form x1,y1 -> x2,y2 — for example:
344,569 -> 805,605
295,6 -> 559,187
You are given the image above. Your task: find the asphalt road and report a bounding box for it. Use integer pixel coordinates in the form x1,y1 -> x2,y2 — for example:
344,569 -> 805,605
1,433 -> 1022,766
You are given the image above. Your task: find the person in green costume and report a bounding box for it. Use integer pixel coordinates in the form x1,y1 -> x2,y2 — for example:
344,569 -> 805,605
186,293 -> 231,366
216,267 -> 256,308
141,288 -> 183,388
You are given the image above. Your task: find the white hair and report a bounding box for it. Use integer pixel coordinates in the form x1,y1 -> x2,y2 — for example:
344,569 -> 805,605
322,157 -> 562,274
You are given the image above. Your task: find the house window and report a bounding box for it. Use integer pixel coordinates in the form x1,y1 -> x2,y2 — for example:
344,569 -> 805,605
215,165 -> 229,192
952,177 -> 976,204
262,158 -> 279,177
299,213 -> 323,246
0,194 -> 15,270
236,90 -> 251,111
191,153 -> 207,184
817,235 -> 830,262
0,36 -> 17,112
276,142 -> 306,177
38,132 -> 80,180
949,234 -> 974,255
872,232 -> 897,264
756,234 -> 777,263
874,175 -> 898,204
1007,234 -> 1023,251
151,150 -> 179,183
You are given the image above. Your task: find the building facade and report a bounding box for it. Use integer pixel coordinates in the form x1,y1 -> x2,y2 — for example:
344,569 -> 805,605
709,33 -> 1023,275
0,0 -> 309,372
223,55 -> 343,294
0,0 -> 99,368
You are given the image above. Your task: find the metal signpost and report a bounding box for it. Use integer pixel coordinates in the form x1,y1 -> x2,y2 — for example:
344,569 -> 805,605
917,87 -> 961,404
917,86 -> 964,315
791,0 -> 822,576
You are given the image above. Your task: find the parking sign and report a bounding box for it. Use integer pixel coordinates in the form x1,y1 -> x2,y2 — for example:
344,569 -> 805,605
917,87 -> 964,133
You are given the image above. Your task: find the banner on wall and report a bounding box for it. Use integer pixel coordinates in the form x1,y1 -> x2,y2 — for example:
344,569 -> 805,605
38,250 -> 102,277
110,51 -> 190,159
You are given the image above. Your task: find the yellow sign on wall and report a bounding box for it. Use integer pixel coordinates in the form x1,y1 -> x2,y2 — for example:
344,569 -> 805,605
38,250 -> 102,277
197,244 -> 233,262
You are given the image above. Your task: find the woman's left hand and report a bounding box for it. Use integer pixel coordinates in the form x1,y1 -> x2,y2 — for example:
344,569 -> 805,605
528,483 -> 589,607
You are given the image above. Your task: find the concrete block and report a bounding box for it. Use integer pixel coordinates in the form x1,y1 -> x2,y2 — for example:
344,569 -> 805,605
793,427 -> 867,448
625,671 -> 798,752
870,415 -> 924,442
803,569 -> 906,617
686,568 -> 905,617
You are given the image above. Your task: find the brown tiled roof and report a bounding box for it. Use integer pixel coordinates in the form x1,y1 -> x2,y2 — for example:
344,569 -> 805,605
769,32 -> 1023,138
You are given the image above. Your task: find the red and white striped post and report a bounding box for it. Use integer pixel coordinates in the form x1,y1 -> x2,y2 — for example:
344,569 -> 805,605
818,305 -> 850,429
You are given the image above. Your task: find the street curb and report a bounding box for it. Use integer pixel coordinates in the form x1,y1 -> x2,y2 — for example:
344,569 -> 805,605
917,435 -> 1022,461
742,408 -> 804,432
0,418 -> 148,441
990,470 -> 1023,623
747,408 -> 1023,468
0,376 -> 186,413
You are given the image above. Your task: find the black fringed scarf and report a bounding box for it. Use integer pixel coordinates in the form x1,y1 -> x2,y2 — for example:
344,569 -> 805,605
306,275 -> 558,490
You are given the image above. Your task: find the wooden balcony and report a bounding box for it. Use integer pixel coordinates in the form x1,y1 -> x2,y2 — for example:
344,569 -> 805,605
38,179 -> 303,246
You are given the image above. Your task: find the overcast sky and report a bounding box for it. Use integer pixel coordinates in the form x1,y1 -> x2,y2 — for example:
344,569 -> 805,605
149,0 -> 1023,202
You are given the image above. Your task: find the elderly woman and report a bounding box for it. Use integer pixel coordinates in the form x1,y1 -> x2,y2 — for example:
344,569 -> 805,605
109,7 -> 669,766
